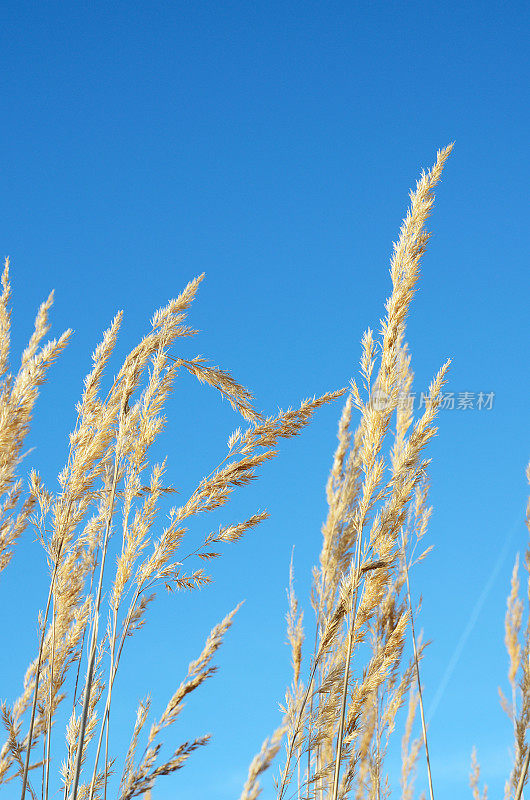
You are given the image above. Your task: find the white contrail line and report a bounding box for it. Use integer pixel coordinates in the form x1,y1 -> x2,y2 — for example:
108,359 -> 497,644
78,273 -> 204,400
427,513 -> 525,724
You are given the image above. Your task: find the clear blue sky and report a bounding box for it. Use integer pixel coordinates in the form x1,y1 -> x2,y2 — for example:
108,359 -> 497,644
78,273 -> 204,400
0,2 -> 529,798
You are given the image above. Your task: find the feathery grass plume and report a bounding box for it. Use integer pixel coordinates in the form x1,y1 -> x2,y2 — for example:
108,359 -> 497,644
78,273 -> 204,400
400,505 -> 434,800
328,146 -> 451,800
391,341 -> 434,800
395,338 -> 435,800
352,692 -> 377,800
119,697 -> 151,796
0,262 -> 73,792
271,144 -> 453,800
499,554 -> 523,772
118,605 -> 240,800
167,356 -> 262,423
18,306 -> 127,799
469,747 -> 488,800
274,555 -> 306,800
286,552 -> 304,693
1,703 -> 39,800
502,462 -> 530,800
401,684 -> 423,800
240,719 -> 288,800
0,269 -> 342,800
0,258 -> 72,576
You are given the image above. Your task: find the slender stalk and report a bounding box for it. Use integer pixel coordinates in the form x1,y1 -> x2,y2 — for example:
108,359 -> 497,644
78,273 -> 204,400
403,553 -> 434,800
375,683 -> 381,800
87,585 -> 142,800
41,729 -> 45,800
330,536 -> 363,800
69,428 -> 124,800
62,557 -> 98,800
297,743 -> 301,800
103,682 -> 111,800
278,661 -> 319,800
21,524 -> 68,800
309,554 -> 341,799
515,749 -> 530,800
43,592 -> 57,800
103,554 -> 123,800
307,611 -> 321,800
88,605 -> 118,800
277,557 -> 381,800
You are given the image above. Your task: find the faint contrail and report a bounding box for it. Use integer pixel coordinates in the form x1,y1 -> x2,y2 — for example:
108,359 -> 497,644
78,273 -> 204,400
427,513 -> 525,724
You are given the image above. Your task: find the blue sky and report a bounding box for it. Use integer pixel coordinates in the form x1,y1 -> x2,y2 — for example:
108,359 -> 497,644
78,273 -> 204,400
0,1 -> 529,798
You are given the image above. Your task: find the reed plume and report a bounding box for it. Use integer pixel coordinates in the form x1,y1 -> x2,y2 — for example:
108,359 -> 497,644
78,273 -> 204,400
0,266 -> 343,800
253,145 -> 454,800
4,142 -> 529,800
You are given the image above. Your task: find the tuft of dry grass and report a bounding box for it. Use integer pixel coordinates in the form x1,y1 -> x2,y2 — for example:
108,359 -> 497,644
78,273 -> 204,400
262,144 -> 453,800
0,262 -> 343,800
1,144 -> 529,800
240,144 -> 529,800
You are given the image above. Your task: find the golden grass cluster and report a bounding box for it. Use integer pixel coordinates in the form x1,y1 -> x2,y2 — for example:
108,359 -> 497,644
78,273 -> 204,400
0,145 -> 528,800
